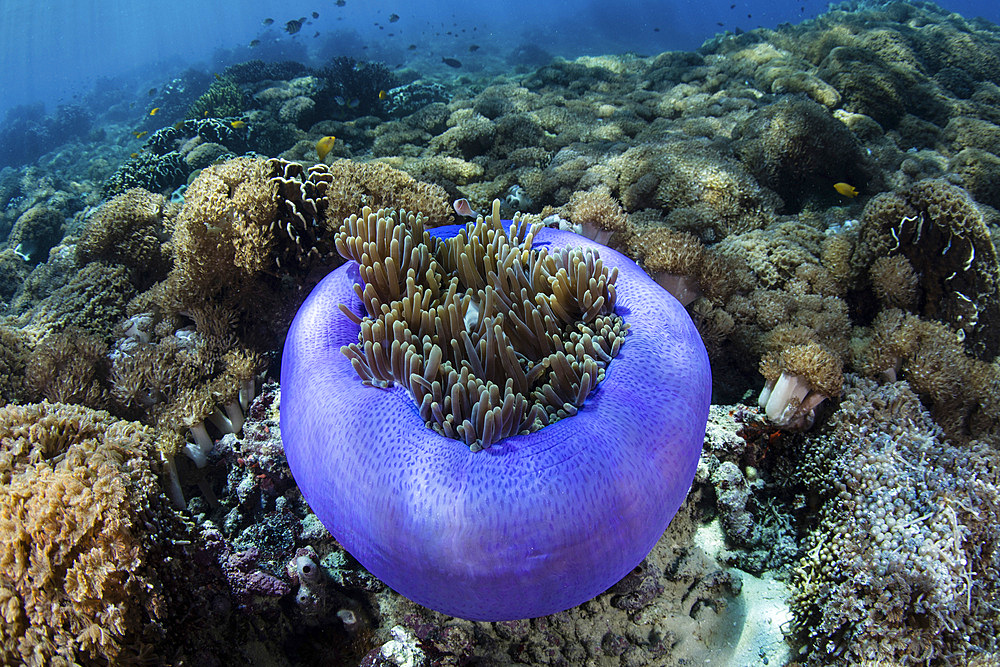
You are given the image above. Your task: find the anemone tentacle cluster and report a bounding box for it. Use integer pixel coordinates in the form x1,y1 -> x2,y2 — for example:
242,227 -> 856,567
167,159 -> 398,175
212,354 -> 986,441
334,200 -> 628,451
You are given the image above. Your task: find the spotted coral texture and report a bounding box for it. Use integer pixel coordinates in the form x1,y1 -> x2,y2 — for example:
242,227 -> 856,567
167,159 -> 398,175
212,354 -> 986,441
0,402 -> 171,666
791,376 -> 1000,663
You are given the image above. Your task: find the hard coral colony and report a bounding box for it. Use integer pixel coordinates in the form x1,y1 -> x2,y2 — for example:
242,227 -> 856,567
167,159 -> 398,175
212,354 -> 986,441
280,201 -> 711,620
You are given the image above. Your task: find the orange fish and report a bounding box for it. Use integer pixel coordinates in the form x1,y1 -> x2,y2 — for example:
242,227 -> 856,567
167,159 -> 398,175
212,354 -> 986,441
149,107 -> 160,116
133,130 -> 148,139
378,90 -> 388,100
230,120 -> 247,129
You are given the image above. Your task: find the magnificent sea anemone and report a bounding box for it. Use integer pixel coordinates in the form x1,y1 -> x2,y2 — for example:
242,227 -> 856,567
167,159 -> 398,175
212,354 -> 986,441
280,202 -> 711,620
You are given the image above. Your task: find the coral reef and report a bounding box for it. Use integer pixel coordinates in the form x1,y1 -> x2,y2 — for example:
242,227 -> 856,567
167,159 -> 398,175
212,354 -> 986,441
3,0 -> 1000,661
281,202 -> 710,620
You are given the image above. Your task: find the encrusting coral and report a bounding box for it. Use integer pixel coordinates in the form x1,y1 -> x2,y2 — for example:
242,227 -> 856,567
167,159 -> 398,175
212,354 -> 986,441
790,376 -> 1000,663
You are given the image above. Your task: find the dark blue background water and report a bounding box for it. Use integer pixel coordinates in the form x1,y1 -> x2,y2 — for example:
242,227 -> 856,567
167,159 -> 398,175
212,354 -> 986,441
1,0 -> 998,123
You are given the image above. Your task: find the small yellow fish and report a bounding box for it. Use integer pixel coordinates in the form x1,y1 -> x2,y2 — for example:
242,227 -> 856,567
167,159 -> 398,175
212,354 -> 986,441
173,121 -> 185,130
230,120 -> 247,129
214,72 -> 222,80
316,135 -> 336,160
130,152 -> 139,158
133,130 -> 148,139
834,182 -> 858,198
378,90 -> 388,100
203,111 -> 209,117
149,107 -> 160,116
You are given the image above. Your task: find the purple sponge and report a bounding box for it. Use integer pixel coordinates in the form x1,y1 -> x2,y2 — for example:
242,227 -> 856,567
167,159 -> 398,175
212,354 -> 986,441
280,226 -> 711,620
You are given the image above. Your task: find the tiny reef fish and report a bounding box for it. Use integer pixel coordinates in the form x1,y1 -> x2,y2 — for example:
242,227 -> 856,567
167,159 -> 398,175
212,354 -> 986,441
286,18 -> 304,34
834,182 -> 858,198
442,57 -> 462,68
262,18 -> 274,26
133,130 -> 148,139
149,107 -> 160,116
388,13 -> 400,22
316,136 -> 336,160
230,120 -> 247,129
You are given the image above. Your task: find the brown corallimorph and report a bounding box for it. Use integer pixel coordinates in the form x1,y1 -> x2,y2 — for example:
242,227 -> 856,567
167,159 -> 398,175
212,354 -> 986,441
716,219 -> 842,297
758,341 -> 843,430
609,140 -> 778,239
860,309 -> 991,441
167,156 -> 278,306
628,228 -> 705,306
323,159 -> 453,227
4,205 -> 64,264
732,98 -> 879,211
566,184 -> 630,246
24,329 -> 110,409
0,326 -> 28,404
16,262 -> 135,343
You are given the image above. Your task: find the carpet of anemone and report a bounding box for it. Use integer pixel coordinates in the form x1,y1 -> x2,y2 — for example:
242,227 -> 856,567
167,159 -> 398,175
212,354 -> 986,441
334,201 -> 629,451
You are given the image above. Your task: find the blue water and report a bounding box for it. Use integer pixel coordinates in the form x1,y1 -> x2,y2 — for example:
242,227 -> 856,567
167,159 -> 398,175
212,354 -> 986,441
2,0 -> 998,124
